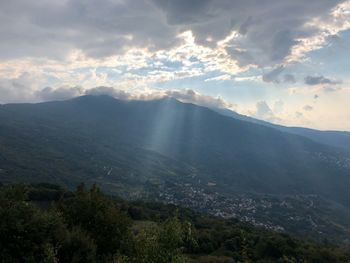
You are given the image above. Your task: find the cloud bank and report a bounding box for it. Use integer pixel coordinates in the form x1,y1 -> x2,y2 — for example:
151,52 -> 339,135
0,0 -> 350,130
33,85 -> 235,110
0,0 -> 348,68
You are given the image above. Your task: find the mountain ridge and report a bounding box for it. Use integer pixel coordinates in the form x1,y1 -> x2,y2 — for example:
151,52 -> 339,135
213,106 -> 350,151
1,94 -> 349,200
1,94 -> 350,240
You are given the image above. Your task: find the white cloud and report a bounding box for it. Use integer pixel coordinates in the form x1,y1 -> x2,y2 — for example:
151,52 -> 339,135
0,72 -> 43,103
253,101 -> 281,123
164,89 -> 235,109
204,74 -> 231,82
37,86 -> 83,101
5,84 -> 236,111
287,1 -> 350,63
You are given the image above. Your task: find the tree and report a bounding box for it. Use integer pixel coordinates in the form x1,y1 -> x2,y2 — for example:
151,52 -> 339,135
0,186 -> 65,263
57,227 -> 96,263
124,216 -> 189,263
58,184 -> 131,257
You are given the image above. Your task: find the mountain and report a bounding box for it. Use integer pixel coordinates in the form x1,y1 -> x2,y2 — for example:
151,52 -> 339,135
1,95 -> 350,240
214,107 -> 350,151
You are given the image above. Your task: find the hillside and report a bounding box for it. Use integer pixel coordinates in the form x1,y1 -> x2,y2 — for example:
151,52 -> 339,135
214,107 -> 350,151
1,183 -> 350,263
1,95 -> 350,241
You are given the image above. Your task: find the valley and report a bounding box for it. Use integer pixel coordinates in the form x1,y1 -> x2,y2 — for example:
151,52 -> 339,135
1,95 -> 350,242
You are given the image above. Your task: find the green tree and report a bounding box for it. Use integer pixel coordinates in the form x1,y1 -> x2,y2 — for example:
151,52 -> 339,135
0,186 -> 65,263
125,216 -> 189,263
58,183 -> 131,257
57,227 -> 96,263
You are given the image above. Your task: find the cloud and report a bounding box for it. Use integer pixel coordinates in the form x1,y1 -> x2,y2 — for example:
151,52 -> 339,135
303,105 -> 313,111
35,85 -> 235,110
86,87 -> 236,109
253,101 -> 281,123
153,0 -> 346,66
152,0 -> 213,25
0,72 -> 40,103
0,0 -> 178,60
37,86 -> 83,101
164,89 -> 235,109
204,74 -> 231,82
262,66 -> 299,84
256,101 -> 272,117
234,75 -> 261,82
85,86 -> 136,100
0,0 -> 347,69
283,74 -> 296,84
262,66 -> 284,83
322,86 -> 342,93
304,75 -> 341,85
287,1 -> 350,63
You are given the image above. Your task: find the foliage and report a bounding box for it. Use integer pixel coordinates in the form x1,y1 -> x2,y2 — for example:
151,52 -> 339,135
124,217 -> 188,263
0,185 -> 65,262
1,183 -> 350,263
56,227 -> 96,263
58,183 -> 131,256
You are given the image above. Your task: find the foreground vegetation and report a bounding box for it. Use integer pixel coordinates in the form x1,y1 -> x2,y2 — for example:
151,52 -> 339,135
1,183 -> 350,263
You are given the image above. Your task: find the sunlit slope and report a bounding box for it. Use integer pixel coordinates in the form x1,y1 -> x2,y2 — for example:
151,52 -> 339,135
0,95 -> 349,206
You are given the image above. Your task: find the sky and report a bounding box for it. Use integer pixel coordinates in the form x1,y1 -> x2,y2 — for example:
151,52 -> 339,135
0,0 -> 350,131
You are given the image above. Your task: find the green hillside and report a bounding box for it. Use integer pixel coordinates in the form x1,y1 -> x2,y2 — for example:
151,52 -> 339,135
1,95 -> 350,241
1,183 -> 350,263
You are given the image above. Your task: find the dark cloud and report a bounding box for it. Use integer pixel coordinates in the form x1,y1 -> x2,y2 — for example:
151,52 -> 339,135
239,17 -> 253,35
304,75 -> 341,85
283,74 -> 296,84
205,0 -> 343,67
0,0 -> 343,67
262,66 -> 284,83
270,30 -> 298,62
151,0 -> 213,25
0,0 -> 179,59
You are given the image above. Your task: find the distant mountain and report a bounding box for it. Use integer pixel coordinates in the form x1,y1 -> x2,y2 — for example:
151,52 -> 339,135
1,95 -> 350,240
214,107 -> 350,151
